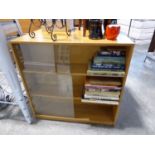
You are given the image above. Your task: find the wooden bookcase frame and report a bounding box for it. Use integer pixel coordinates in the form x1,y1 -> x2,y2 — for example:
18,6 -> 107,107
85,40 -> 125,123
10,29 -> 134,126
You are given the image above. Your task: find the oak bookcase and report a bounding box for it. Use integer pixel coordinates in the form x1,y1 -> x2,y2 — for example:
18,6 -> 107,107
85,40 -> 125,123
10,29 -> 134,126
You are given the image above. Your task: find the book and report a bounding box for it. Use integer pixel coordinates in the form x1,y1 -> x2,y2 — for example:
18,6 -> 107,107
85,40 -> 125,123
82,48 -> 125,106
85,90 -> 120,97
97,52 -> 125,57
93,56 -> 125,65
86,77 -> 122,86
84,94 -> 119,101
99,48 -> 126,57
81,98 -> 119,105
87,69 -> 125,77
91,63 -> 125,70
85,84 -> 121,90
85,88 -> 120,93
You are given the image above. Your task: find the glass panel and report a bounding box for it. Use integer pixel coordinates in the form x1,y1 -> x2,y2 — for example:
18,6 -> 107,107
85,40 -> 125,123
33,96 -> 74,117
24,72 -> 73,97
20,44 -> 56,72
54,45 -> 70,73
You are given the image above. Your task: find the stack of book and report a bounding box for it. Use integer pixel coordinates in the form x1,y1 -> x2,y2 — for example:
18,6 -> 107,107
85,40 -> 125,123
82,77 -> 121,105
87,48 -> 126,77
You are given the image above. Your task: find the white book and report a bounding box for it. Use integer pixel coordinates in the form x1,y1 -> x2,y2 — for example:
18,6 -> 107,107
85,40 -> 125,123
85,91 -> 120,97
87,70 -> 125,77
81,98 -> 119,105
84,94 -> 119,101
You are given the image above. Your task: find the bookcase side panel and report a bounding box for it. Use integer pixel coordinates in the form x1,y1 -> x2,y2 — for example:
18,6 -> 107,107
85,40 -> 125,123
113,45 -> 134,123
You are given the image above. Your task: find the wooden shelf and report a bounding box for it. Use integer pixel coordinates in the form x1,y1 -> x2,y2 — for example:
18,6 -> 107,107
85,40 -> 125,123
74,104 -> 114,125
10,29 -> 134,46
36,102 -> 115,125
23,64 -> 125,78
31,94 -> 118,107
86,76 -> 123,86
86,73 -> 125,78
10,28 -> 134,126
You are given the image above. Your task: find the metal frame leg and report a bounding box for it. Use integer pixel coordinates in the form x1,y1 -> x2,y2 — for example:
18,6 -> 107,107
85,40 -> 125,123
0,25 -> 33,124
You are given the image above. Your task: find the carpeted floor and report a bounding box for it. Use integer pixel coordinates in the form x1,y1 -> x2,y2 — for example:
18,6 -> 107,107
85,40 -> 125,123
0,44 -> 155,135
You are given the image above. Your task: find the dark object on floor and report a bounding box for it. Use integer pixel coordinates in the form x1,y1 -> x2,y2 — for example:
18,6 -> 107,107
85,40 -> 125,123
0,86 -> 14,111
0,104 -> 9,111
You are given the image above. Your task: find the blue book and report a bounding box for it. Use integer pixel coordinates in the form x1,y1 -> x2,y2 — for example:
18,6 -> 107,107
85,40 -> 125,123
91,63 -> 125,70
93,56 -> 125,64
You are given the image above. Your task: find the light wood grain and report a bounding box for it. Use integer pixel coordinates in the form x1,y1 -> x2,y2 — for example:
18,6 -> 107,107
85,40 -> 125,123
10,28 -> 134,45
10,29 -> 134,126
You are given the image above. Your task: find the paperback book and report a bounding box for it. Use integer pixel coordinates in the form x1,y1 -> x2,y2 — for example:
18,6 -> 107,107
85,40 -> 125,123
81,98 -> 119,105
86,77 -> 122,86
84,94 -> 119,101
87,68 -> 125,77
85,90 -> 120,97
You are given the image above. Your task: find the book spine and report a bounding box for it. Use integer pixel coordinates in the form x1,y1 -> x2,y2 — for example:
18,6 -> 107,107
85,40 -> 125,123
94,56 -> 125,60
91,64 -> 125,70
81,99 -> 119,105
98,49 -> 125,56
93,60 -> 125,65
87,70 -> 125,76
85,90 -> 120,95
93,56 -> 125,64
84,94 -> 119,101
85,85 -> 121,90
85,89 -> 121,93
87,72 -> 125,77
85,92 -> 120,97
97,54 -> 125,57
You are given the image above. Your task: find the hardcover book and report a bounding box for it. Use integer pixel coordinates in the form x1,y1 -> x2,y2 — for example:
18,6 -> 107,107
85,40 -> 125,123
86,77 -> 122,86
91,63 -> 125,70
84,94 -> 119,101
84,90 -> 121,97
81,98 -> 119,105
85,84 -> 121,90
87,69 -> 125,77
93,56 -> 125,65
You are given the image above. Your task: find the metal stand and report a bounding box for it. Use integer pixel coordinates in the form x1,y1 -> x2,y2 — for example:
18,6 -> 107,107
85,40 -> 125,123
28,19 -> 72,41
0,25 -> 33,124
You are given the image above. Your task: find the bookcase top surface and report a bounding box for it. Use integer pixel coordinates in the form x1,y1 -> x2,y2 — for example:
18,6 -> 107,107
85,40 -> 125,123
10,29 -> 134,46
